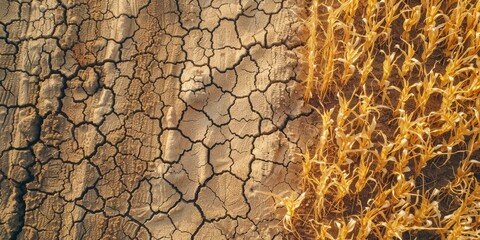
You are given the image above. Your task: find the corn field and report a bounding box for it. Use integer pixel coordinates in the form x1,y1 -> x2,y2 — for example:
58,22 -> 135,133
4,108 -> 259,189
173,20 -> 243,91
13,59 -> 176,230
282,0 -> 480,239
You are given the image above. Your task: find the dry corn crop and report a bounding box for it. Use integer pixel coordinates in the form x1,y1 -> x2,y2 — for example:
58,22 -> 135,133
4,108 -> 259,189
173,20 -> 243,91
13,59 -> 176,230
282,0 -> 480,238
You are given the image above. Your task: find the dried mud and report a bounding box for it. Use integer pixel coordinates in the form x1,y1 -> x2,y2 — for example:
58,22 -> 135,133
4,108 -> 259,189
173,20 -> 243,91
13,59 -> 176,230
0,0 -> 316,239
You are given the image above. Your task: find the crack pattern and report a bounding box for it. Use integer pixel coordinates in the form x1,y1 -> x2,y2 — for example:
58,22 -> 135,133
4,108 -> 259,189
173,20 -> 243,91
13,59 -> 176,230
0,0 -> 315,239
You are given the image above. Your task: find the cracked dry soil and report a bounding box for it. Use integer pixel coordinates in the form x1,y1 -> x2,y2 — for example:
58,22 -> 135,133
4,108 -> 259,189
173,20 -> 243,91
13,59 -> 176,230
0,0 -> 316,239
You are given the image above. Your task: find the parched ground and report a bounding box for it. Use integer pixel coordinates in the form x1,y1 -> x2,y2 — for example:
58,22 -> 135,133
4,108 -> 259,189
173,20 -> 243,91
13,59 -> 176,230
0,0 -> 317,239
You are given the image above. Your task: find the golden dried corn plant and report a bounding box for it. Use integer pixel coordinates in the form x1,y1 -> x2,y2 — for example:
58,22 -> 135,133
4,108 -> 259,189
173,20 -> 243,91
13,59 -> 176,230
293,0 -> 480,239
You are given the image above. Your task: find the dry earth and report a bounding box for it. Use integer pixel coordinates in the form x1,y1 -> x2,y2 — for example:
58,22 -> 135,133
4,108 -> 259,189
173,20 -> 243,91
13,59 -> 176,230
0,0 -> 316,239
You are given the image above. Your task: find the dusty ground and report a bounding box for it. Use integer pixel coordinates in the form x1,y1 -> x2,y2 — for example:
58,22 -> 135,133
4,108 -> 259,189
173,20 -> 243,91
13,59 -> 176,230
0,0 -> 316,239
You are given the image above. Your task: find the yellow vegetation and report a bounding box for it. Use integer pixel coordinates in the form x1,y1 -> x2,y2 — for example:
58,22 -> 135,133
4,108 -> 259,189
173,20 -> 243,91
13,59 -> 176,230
289,0 -> 480,238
